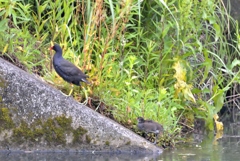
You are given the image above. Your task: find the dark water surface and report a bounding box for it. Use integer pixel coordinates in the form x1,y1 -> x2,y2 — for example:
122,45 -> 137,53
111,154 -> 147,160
158,121 -> 240,161
1,122 -> 240,161
1,129 -> 240,161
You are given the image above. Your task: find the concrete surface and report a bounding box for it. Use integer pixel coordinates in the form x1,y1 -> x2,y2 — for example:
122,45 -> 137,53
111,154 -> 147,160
0,58 -> 162,154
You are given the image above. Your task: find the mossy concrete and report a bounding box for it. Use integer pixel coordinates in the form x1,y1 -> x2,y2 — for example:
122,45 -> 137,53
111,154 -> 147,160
0,58 -> 162,154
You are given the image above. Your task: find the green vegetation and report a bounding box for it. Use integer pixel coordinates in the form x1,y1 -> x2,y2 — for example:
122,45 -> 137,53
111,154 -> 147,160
13,120 -> 43,144
105,141 -> 110,146
0,108 -> 14,132
73,126 -> 88,143
0,0 -> 239,144
11,114 -> 89,145
0,107 -> 89,146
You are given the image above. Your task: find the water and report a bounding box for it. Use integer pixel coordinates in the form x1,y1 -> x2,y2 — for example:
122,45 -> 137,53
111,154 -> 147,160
158,121 -> 240,161
159,134 -> 240,161
1,129 -> 240,161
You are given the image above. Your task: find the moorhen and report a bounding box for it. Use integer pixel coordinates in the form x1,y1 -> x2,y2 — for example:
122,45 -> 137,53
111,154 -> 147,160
137,117 -> 164,144
50,44 -> 90,95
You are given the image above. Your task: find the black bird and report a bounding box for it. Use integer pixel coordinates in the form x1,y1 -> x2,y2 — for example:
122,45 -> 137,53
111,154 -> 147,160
137,117 -> 164,144
50,44 -> 90,94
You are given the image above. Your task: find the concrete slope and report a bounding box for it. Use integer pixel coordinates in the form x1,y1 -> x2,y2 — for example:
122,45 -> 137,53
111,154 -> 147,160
0,58 -> 162,154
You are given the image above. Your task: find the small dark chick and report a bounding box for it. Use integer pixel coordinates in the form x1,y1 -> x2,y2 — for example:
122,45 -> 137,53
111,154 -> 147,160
137,117 -> 164,144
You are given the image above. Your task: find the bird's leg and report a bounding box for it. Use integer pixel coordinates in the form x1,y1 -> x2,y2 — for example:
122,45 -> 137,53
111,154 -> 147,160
59,91 -> 69,97
153,133 -> 159,145
153,134 -> 157,145
68,84 -> 74,96
81,86 -> 89,105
